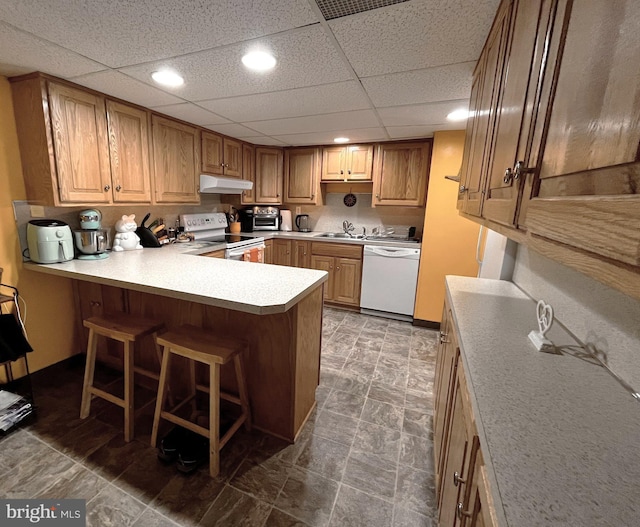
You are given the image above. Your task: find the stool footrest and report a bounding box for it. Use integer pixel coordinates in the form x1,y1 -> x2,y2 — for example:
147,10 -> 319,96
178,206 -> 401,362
195,383 -> 242,405
89,387 -> 125,409
219,415 -> 247,450
160,411 -> 210,439
167,395 -> 196,416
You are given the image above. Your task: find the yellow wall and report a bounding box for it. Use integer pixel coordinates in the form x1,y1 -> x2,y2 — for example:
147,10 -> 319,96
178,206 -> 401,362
414,130 -> 480,323
0,76 -> 77,376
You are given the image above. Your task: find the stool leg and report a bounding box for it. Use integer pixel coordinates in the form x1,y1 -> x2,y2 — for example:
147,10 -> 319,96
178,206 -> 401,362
234,353 -> 251,431
123,340 -> 135,442
80,329 -> 98,419
151,346 -> 171,448
209,363 -> 220,478
152,332 -> 174,407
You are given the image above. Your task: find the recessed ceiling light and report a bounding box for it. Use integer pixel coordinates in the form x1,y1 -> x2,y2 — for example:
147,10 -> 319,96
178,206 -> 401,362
241,51 -> 276,72
151,70 -> 184,87
446,109 -> 471,122
334,137 -> 350,143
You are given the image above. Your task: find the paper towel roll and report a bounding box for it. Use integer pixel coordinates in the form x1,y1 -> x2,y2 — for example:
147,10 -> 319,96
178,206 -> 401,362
280,210 -> 292,231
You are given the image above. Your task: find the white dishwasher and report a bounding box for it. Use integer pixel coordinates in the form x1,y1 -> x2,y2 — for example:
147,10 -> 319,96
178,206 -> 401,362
360,245 -> 421,320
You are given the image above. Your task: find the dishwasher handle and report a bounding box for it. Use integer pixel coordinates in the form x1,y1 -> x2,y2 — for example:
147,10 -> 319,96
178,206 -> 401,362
364,245 -> 420,259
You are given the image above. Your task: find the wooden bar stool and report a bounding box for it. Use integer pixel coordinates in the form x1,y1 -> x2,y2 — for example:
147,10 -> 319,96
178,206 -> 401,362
80,313 -> 165,442
150,325 -> 251,478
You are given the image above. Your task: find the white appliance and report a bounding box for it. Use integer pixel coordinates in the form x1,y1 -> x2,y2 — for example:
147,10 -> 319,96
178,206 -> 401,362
360,244 -> 421,321
199,174 -> 253,194
180,213 -> 265,261
280,210 -> 292,232
26,219 -> 74,264
477,227 -> 517,280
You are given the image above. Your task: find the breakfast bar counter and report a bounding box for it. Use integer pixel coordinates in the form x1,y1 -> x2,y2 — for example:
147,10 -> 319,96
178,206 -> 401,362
26,248 -> 328,441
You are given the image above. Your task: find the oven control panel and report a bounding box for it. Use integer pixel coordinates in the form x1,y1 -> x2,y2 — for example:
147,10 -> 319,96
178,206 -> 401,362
180,213 -> 228,232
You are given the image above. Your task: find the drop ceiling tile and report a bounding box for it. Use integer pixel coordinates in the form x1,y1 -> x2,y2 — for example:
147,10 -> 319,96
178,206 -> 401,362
70,70 -> 183,107
329,0 -> 499,76
377,100 -> 468,127
362,62 -> 475,107
150,103 -> 230,126
238,136 -> 288,146
120,25 -> 353,101
204,123 -> 262,137
273,127 -> 388,146
197,81 -> 371,122
0,21 -> 105,78
243,110 -> 380,136
0,0 -> 319,68
387,122 -> 465,139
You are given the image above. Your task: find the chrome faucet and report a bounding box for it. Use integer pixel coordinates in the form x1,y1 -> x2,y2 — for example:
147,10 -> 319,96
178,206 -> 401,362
342,220 -> 355,236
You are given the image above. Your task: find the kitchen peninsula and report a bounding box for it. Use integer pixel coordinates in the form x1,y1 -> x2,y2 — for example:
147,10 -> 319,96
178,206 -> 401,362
26,246 -> 328,442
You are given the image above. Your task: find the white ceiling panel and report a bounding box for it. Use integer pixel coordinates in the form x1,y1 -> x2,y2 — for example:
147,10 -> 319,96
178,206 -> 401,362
71,70 -> 184,108
362,62 -> 475,107
387,122 -> 465,139
197,81 -> 371,123
150,103 -> 230,126
0,21 -> 105,78
0,0 -> 319,68
238,136 -> 288,146
119,26 -> 353,101
274,127 -> 388,146
244,110 -> 380,136
377,100 -> 468,127
329,0 -> 499,77
204,123 -> 263,138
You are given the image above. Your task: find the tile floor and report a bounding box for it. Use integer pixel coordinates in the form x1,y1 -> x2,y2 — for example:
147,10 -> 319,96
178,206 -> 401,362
0,307 -> 439,527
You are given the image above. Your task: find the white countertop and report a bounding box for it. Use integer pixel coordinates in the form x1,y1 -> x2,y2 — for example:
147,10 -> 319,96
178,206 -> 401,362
445,276 -> 640,527
26,245 -> 328,315
243,230 -> 422,249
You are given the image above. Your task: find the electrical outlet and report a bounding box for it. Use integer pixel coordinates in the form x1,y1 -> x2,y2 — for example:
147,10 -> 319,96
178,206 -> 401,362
30,205 -> 45,218
295,207 -> 301,215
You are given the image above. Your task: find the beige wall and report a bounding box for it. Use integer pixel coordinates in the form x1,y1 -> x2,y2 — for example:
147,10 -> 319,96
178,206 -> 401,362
414,130 -> 480,323
0,76 -> 77,376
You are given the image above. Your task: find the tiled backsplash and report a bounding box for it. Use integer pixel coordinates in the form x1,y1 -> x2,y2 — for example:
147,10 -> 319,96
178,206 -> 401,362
512,245 -> 640,393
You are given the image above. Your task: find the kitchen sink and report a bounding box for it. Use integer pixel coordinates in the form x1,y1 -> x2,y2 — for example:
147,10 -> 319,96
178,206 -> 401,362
315,232 -> 366,239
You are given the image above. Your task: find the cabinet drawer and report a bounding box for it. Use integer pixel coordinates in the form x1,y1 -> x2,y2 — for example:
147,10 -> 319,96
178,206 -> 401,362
311,242 -> 362,259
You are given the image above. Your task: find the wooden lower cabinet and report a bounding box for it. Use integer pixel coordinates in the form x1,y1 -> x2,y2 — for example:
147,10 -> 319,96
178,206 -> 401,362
273,239 -> 292,266
293,240 -> 311,268
263,239 -> 273,264
436,299 -> 496,527
310,242 -> 362,307
201,249 -> 225,258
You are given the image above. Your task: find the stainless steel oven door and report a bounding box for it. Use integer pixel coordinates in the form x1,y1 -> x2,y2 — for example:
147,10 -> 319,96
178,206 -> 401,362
226,242 -> 266,261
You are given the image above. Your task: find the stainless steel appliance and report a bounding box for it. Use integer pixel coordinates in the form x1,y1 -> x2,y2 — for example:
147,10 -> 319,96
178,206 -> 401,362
26,219 -> 74,264
295,214 -> 311,232
180,213 -> 265,261
73,208 -> 109,260
360,245 -> 421,321
252,206 -> 280,231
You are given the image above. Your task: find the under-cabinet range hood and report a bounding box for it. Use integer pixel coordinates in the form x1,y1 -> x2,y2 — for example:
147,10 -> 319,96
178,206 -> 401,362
199,174 -> 253,194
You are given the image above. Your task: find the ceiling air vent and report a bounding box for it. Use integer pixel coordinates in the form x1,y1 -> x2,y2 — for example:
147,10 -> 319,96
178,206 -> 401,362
315,0 -> 411,20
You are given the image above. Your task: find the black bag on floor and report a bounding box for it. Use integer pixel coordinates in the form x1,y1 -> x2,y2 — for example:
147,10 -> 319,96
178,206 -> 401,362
0,314 -> 32,362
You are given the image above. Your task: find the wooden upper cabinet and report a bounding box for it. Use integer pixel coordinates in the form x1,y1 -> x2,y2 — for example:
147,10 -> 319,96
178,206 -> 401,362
255,147 -> 283,204
458,3 -> 510,217
520,0 -> 640,267
372,142 -> 431,206
321,145 -> 373,181
151,115 -> 200,203
48,82 -> 112,203
285,147 -> 321,204
201,131 -> 242,178
106,100 -> 152,202
241,143 -> 256,205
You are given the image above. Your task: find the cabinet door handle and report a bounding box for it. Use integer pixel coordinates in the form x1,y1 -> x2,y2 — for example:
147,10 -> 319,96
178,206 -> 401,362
348,169 -> 351,175
115,185 -> 122,192
514,160 -> 535,180
503,167 -> 513,184
375,194 -> 380,199
456,503 -> 471,520
340,170 -> 344,175
440,332 -> 449,344
329,265 -> 333,269
104,185 -> 110,191
459,185 -> 467,193
453,471 -> 466,487
220,162 -> 225,167
336,266 -> 340,270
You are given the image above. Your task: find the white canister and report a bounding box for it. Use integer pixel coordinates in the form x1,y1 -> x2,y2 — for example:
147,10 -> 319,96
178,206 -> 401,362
280,210 -> 293,231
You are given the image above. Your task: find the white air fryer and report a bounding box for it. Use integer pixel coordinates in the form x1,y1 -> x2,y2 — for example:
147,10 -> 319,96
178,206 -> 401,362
26,219 -> 74,263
